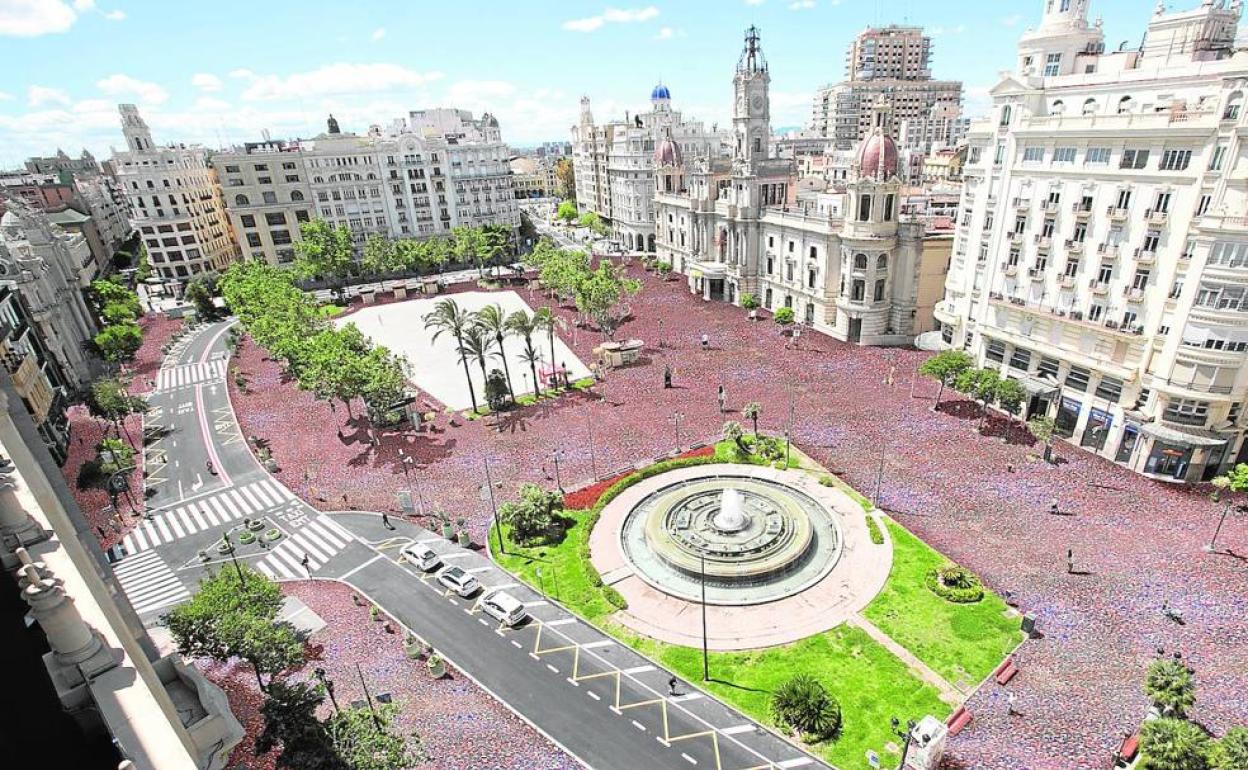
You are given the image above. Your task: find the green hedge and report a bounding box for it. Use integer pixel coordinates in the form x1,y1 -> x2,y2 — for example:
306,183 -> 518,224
867,516 -> 885,545
924,566 -> 985,603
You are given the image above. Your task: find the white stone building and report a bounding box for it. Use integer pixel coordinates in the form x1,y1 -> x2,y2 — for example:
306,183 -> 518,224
572,87 -> 730,253
656,28 -> 945,345
936,0 -> 1248,482
111,105 -> 237,287
213,110 -> 518,265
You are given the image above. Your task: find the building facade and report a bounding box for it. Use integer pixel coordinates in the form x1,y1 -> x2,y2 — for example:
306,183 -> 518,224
811,25 -> 965,158
0,171 -> 132,276
24,149 -> 101,177
656,28 -> 945,345
212,110 -> 518,265
111,105 -> 238,286
572,87 -> 730,252
935,0 -> 1248,482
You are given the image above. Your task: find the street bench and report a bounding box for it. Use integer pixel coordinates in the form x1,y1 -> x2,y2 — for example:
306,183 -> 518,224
946,705 -> 973,736
993,655 -> 1019,685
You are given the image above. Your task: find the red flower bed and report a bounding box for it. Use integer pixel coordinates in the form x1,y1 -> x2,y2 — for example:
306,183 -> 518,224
561,444 -> 715,510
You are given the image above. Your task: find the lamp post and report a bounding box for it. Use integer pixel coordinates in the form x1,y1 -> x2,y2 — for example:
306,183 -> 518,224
355,662 -> 382,730
673,411 -> 684,454
397,449 -> 425,517
1205,496 -> 1238,553
313,667 -> 339,715
484,458 -> 505,555
221,531 -> 246,586
552,449 -> 563,492
700,552 -> 709,682
874,365 -> 897,506
891,717 -> 918,770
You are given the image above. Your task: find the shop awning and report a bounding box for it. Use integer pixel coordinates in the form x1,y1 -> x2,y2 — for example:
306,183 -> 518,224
1017,375 -> 1060,396
1139,421 -> 1229,448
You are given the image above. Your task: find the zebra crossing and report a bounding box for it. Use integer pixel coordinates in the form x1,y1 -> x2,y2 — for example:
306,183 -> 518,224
256,517 -> 357,580
112,550 -> 191,617
121,479 -> 293,555
155,360 -> 226,391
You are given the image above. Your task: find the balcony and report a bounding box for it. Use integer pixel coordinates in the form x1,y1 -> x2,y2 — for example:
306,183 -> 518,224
1106,205 -> 1128,221
1060,274 -> 1078,289
1098,243 -> 1121,258
1145,208 -> 1169,226
1042,200 -> 1060,215
1002,263 -> 1020,277
1035,235 -> 1052,251
1012,198 -> 1030,212
1071,201 -> 1093,219
1124,286 -> 1146,302
1135,247 -> 1157,265
1065,239 -> 1085,254
1027,267 -> 1046,281
1089,279 -> 1110,295
987,292 -> 1146,340
1010,231 -> 1025,245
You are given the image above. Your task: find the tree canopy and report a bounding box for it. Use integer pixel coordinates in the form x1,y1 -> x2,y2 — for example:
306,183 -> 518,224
574,260 -> 640,339
292,219 -> 354,279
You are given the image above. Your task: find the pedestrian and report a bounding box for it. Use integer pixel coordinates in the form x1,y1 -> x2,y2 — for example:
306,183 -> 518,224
668,676 -> 679,696
718,384 -> 726,413
381,512 -> 393,530
664,364 -> 673,389
1007,692 -> 1018,716
1006,463 -> 1014,473
700,333 -> 710,350
342,493 -> 348,505
1066,548 -> 1074,574
542,463 -> 552,480
1049,498 -> 1059,515
301,553 -> 311,572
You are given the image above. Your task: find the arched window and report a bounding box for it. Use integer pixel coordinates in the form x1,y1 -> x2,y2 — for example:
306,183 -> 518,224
877,254 -> 888,270
1081,98 -> 1097,116
1051,100 -> 1065,115
290,191 -> 304,202
1117,95 -> 1135,114
1000,105 -> 1012,126
1224,92 -> 1243,120
854,253 -> 868,270
234,194 -> 249,206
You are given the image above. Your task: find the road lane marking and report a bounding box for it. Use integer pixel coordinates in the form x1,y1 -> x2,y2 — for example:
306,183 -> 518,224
337,554 -> 384,582
632,720 -> 646,731
681,752 -> 697,765
719,724 -> 755,735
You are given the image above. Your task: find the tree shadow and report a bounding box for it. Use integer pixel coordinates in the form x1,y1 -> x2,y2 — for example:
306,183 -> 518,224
706,677 -> 772,695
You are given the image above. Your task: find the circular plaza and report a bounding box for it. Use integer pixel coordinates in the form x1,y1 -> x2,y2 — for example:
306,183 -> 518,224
590,463 -> 892,649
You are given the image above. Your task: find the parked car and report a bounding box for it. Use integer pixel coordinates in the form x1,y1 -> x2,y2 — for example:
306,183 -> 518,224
436,565 -> 480,597
400,542 -> 441,572
479,589 -> 528,627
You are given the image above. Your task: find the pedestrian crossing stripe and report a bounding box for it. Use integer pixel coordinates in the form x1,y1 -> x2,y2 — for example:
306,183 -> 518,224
255,517 -> 357,580
155,360 -> 227,391
121,479 -> 294,555
112,550 -> 190,616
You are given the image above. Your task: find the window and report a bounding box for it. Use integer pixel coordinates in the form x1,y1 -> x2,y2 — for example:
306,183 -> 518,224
245,232 -> 262,248
1038,357 -> 1060,380
1065,366 -> 1091,392
807,269 -> 817,289
258,176 -> 272,185
1014,216 -> 1027,234
1095,376 -> 1123,402
1164,398 -> 1209,426
1085,147 -> 1111,165
1053,147 -> 1076,163
291,190 -> 305,201
1196,194 -> 1212,217
1064,259 -> 1079,277
1051,100 -> 1065,114
224,165 -> 240,173
234,194 -> 249,206
264,212 -> 285,226
874,279 -> 885,301
1160,149 -> 1192,171
1089,304 -> 1105,321
1044,53 -> 1062,77
239,214 -> 256,228
1209,145 -> 1227,171
851,280 -> 865,301
858,194 -> 872,221
1224,92 -> 1242,120
271,230 -> 292,245
1169,278 -> 1185,299
986,339 -> 1006,363
1117,96 -> 1135,114
999,105 -> 1012,126
1009,347 -> 1032,370
1120,149 -> 1150,169
1081,98 -> 1097,116
295,209 -> 310,223
262,191 -> 277,204
1023,147 -> 1044,163
1142,231 -> 1160,253
1132,269 -> 1151,290
884,194 -> 894,221
809,246 -> 817,260
854,253 -> 868,270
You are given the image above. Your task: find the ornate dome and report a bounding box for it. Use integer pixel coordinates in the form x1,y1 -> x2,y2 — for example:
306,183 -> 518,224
653,132 -> 682,167
651,83 -> 671,101
854,131 -> 899,180
482,112 -> 499,128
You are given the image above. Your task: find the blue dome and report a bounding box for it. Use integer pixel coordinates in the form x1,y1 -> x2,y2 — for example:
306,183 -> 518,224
651,83 -> 671,101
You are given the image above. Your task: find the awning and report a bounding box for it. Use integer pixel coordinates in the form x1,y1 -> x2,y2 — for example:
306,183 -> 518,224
1017,375 -> 1059,395
913,331 -> 947,352
1139,421 -> 1229,448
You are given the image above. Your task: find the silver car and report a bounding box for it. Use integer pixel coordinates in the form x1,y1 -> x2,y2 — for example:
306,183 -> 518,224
436,565 -> 480,597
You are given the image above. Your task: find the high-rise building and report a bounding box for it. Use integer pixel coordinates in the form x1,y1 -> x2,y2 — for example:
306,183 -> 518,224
655,28 -> 950,345
811,25 -> 964,158
936,0 -> 1248,482
24,149 -> 101,178
111,105 -> 237,287
0,170 -> 133,277
571,86 -> 730,253
212,109 -> 518,266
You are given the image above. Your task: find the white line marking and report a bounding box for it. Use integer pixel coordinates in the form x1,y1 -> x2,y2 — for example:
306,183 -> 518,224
587,691 -> 600,701
466,566 -> 493,574
670,692 -> 705,703
543,618 -> 576,627
581,640 -> 613,650
337,554 -> 384,582
622,665 -> 655,675
546,664 -> 559,674
681,752 -> 697,765
776,760 -> 813,768
632,720 -> 646,731
719,724 -> 755,735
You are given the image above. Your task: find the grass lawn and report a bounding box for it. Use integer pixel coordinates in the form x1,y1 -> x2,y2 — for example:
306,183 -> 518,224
492,509 -> 617,622
863,519 -> 1024,687
627,625 -> 949,769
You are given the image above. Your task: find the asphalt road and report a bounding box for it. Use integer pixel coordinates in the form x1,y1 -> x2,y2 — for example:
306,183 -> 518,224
113,316 -> 828,770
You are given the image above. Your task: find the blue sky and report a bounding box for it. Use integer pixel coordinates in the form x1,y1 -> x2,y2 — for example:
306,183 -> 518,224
0,0 -> 1173,164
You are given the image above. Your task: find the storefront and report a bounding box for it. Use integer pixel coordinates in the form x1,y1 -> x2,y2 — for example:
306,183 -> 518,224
1055,396 -> 1081,439
1139,421 -> 1231,482
1115,424 -> 1140,464
1080,408 -> 1112,451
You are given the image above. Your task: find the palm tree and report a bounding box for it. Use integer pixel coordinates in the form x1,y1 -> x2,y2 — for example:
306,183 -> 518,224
770,674 -> 842,741
722,421 -> 747,453
743,402 -> 762,437
533,307 -> 566,389
461,324 -> 495,409
505,310 -> 543,397
475,303 -> 515,404
423,298 -> 479,413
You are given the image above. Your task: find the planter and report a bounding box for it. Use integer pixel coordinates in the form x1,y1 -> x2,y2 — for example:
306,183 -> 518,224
441,523 -> 454,539
239,531 -> 256,545
426,655 -> 446,679
457,530 -> 471,548
247,519 -> 266,532
264,458 -> 279,473
216,540 -> 234,555
263,528 -> 283,542
370,605 -> 381,621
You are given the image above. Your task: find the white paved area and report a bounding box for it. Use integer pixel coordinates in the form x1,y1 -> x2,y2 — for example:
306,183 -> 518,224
337,290 -> 591,410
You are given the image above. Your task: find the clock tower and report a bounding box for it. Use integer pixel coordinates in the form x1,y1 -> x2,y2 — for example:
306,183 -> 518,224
733,25 -> 770,168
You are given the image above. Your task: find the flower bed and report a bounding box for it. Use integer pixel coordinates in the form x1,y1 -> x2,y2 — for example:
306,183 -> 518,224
925,565 -> 986,604
562,445 -> 714,510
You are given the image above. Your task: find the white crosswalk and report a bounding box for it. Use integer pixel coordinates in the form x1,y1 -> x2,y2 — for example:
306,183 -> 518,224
112,550 -> 191,617
122,479 -> 293,555
155,360 -> 226,390
256,517 -> 357,579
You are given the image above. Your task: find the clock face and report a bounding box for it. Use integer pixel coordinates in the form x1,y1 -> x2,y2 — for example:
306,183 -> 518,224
751,94 -> 765,112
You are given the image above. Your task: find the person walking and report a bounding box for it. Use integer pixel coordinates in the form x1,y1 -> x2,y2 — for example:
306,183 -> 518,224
1049,498 -> 1059,515
1066,548 -> 1074,574
301,553 -> 311,573
717,385 -> 726,413
663,364 -> 673,389
668,677 -> 679,696
700,333 -> 709,350
381,512 -> 393,530
1007,692 -> 1018,716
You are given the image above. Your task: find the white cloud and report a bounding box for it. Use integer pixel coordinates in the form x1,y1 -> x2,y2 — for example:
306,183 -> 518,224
104,9 -> 124,20
562,5 -> 659,32
0,0 -> 77,36
788,0 -> 815,9
191,73 -> 223,92
744,0 -> 765,5
72,0 -> 94,9
28,85 -> 71,107
0,91 -> 12,101
240,63 -> 442,101
371,26 -> 385,41
192,97 -> 232,112
228,68 -> 255,79
96,73 -> 169,104
654,26 -> 683,40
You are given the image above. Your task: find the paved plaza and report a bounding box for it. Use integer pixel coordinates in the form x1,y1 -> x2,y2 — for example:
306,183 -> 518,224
336,289 -> 591,410
228,263 -> 1248,769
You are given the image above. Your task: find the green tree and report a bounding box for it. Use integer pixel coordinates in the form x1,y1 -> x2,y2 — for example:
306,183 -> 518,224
89,277 -> 141,321
461,324 -> 495,411
256,680 -> 344,770
480,224 -> 512,276
94,321 -> 143,363
423,298 -> 479,413
574,261 -> 641,339
184,276 -> 216,320
484,369 -> 509,411
86,377 -> 147,447
452,226 -> 486,277
166,565 -> 304,692
994,378 -> 1027,420
577,211 -> 608,236
102,301 -> 139,325
955,367 -> 1002,432
918,350 -> 974,411
328,703 -> 420,770
1211,726 -> 1248,770
135,245 -> 153,282
1212,462 -> 1248,495
774,306 -> 795,326
361,234 -> 399,276
770,674 -> 842,741
556,200 -> 578,222
741,293 -> 759,311
722,420 -> 747,453
498,483 -> 563,543
534,307 -> 566,389
475,303 -> 516,404
293,218 -> 354,279
1140,718 -> 1213,770
1027,414 -> 1058,463
743,402 -> 762,436
1145,659 -> 1197,718
505,310 -> 543,398
96,437 -> 135,475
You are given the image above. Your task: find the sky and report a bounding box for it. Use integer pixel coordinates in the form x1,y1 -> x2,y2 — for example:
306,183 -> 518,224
0,0 -> 1174,166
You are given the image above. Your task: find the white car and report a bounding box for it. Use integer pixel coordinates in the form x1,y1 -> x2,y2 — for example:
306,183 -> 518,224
479,589 -> 528,627
436,565 -> 480,597
400,542 -> 441,572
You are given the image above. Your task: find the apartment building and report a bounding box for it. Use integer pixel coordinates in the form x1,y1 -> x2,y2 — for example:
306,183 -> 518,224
936,0 -> 1248,482
111,105 -> 237,287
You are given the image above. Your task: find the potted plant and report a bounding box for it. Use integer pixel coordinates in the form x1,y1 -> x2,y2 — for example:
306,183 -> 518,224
457,528 -> 471,548
369,605 -> 381,622
440,514 -> 454,540
426,653 -> 446,679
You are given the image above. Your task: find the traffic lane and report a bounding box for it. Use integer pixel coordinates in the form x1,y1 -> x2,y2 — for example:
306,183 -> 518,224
345,557 -> 691,770
145,393 -> 228,507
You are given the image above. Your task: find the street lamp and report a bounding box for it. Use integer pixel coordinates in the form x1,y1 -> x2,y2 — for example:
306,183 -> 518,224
891,717 -> 918,769
355,662 -> 382,730
484,458 -> 505,555
874,365 -> 897,506
552,449 -> 563,492
313,666 -> 340,715
398,449 -> 425,517
700,553 -> 709,682
1205,493 -> 1239,553
672,411 -> 684,454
